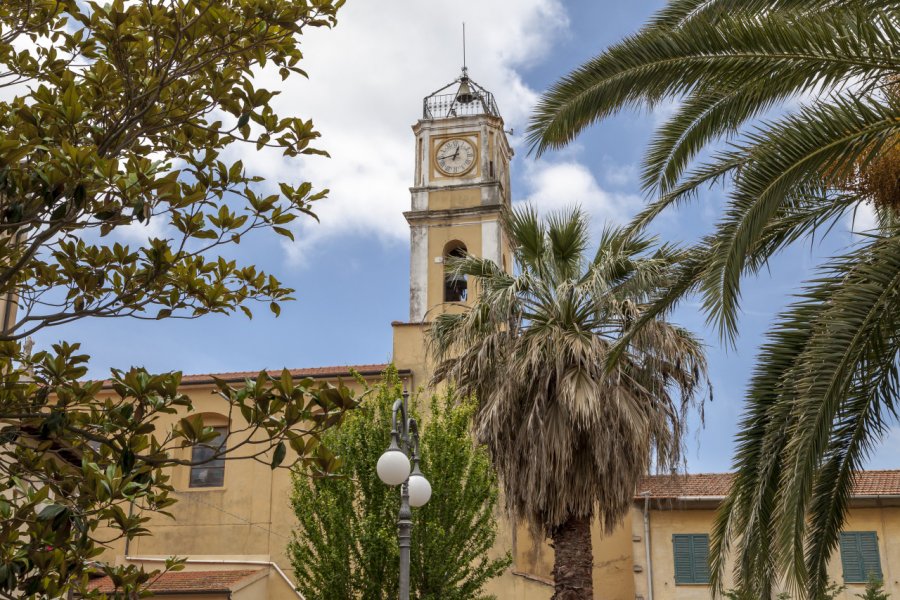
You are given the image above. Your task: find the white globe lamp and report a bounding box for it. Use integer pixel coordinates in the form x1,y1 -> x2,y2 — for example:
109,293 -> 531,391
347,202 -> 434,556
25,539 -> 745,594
407,472 -> 432,507
377,447 -> 411,486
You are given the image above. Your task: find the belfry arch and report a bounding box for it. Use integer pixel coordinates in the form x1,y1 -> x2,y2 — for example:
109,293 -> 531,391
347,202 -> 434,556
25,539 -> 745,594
442,241 -> 468,303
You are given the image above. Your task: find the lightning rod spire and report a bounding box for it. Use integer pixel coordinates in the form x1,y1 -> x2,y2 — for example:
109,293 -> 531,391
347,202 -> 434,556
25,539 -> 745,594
462,22 -> 467,74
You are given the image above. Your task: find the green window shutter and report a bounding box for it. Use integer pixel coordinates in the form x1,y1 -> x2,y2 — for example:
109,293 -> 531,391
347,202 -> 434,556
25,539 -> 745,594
691,535 -> 710,584
840,532 -> 882,583
673,534 -> 710,584
673,535 -> 693,583
858,532 -> 883,580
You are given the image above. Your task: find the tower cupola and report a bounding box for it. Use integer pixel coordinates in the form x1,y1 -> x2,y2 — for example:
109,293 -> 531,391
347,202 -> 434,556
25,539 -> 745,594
423,69 -> 501,120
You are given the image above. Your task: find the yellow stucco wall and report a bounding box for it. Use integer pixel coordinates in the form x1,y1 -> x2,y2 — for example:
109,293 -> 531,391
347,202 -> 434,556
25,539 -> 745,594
393,316 -> 636,600
833,507 -> 900,596
99,374 -> 380,597
427,187 -> 483,211
392,322 -> 430,391
638,503 -> 900,600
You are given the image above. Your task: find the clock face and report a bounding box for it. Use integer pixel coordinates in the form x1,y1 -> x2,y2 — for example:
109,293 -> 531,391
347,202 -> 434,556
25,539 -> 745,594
435,138 -> 476,176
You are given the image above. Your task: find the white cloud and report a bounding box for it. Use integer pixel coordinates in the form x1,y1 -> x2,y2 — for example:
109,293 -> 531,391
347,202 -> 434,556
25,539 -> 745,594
848,201 -> 879,235
601,161 -> 639,188
517,160 -> 643,228
113,217 -> 170,244
651,97 -> 682,127
229,0 -> 568,265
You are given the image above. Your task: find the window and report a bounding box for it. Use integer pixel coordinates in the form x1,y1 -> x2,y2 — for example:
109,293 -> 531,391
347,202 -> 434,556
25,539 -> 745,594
673,534 -> 710,585
840,532 -> 882,583
443,242 -> 468,302
189,426 -> 227,488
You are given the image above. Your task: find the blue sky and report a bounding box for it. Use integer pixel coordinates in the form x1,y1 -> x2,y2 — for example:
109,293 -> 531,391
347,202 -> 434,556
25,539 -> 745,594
32,0 -> 899,472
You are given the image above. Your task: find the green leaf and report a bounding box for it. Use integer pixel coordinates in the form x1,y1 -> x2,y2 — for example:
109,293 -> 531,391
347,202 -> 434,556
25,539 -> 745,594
272,226 -> 295,241
271,441 -> 286,469
37,504 -> 67,521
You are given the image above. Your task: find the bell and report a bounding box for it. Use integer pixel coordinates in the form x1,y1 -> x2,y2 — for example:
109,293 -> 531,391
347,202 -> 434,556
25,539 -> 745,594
455,77 -> 477,104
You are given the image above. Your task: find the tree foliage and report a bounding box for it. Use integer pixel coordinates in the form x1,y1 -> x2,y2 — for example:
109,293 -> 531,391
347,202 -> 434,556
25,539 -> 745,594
1,0 -> 339,338
725,581 -> 844,600
857,578 -> 890,600
0,0 -> 355,597
289,367 -> 510,600
527,1 -> 900,596
429,207 -> 708,599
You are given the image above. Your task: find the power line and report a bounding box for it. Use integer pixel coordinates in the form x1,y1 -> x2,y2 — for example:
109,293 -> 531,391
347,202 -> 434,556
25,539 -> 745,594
171,490 -> 292,542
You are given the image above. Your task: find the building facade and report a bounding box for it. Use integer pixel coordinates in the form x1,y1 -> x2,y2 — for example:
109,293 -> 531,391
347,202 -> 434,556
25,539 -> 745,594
81,71 -> 900,599
629,472 -> 900,600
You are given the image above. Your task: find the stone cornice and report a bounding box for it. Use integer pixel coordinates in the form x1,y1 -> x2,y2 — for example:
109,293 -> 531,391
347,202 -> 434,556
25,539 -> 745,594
409,181 -> 502,194
403,203 -> 506,223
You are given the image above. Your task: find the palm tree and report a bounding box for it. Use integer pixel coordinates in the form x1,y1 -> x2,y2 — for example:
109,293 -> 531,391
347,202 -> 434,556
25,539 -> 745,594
429,206 -> 708,600
527,1 -> 900,597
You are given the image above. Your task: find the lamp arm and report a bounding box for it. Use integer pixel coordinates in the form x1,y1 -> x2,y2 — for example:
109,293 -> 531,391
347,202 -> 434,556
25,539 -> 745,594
391,398 -> 409,453
407,418 -> 422,462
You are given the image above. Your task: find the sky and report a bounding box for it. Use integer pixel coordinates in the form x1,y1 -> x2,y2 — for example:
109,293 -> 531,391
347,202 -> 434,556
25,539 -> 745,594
31,0 -> 899,472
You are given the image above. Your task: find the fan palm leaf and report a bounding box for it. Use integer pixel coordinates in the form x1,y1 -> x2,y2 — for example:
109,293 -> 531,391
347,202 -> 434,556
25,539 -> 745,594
429,206 -> 708,599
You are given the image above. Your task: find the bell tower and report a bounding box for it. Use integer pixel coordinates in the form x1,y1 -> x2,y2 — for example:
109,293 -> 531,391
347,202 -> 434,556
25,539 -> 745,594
407,69 -> 513,321
392,69 -> 513,386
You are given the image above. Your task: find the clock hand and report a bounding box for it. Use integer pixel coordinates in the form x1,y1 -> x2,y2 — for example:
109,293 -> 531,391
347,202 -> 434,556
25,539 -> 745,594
439,147 -> 460,160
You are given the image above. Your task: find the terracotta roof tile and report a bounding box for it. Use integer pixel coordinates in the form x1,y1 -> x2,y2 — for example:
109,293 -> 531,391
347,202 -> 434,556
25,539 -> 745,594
97,363 -> 396,388
89,569 -> 263,594
636,470 -> 900,500
177,363 -> 392,384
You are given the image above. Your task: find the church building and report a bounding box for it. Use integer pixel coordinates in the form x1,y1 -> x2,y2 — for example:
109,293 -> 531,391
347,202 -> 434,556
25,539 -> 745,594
82,71 -> 900,600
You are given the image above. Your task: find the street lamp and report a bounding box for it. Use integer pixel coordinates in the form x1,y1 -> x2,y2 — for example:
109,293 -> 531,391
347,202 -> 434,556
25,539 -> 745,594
376,389 -> 432,600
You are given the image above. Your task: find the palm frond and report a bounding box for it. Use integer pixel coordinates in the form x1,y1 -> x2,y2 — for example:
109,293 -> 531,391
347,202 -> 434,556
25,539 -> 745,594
528,0 -> 900,594
644,82 -> 796,195
546,207 -> 589,282
528,5 -> 900,155
700,93 -> 900,340
711,234 -> 900,595
428,207 -> 709,536
646,0 -> 892,30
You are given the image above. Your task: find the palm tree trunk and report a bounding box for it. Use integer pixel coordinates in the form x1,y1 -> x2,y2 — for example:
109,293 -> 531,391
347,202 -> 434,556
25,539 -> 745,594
550,515 -> 593,599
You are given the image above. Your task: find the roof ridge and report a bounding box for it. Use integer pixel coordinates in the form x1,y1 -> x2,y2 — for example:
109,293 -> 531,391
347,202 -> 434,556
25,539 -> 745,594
643,469 -> 900,476
97,363 -> 398,388
89,569 -> 265,594
182,362 -> 390,377
637,470 -> 900,500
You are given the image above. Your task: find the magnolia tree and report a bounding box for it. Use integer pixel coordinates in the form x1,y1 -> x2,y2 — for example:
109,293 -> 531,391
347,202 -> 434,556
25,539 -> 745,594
0,0 -> 354,597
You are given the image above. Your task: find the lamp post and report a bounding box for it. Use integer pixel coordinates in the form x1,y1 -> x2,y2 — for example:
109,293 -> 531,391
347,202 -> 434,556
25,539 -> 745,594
376,389 -> 432,600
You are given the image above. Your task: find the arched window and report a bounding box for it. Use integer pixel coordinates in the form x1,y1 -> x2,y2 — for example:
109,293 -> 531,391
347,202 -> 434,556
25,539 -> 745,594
443,241 -> 468,302
189,414 -> 229,488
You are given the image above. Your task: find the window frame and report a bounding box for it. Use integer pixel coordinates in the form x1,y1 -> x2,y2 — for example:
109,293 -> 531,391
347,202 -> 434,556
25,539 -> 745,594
839,531 -> 883,584
188,425 -> 228,489
672,533 -> 710,585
